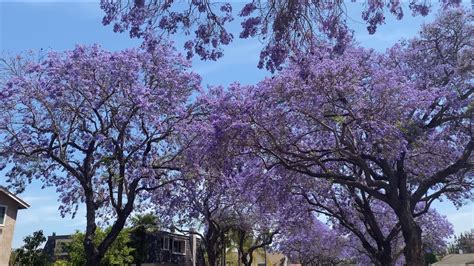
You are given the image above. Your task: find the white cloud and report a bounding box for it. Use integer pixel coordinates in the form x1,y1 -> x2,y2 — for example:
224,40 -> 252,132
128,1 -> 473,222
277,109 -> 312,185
12,186 -> 86,248
445,209 -> 474,235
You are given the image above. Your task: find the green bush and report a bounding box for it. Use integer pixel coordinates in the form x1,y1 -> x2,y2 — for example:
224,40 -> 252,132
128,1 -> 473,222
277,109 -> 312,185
67,228 -> 134,266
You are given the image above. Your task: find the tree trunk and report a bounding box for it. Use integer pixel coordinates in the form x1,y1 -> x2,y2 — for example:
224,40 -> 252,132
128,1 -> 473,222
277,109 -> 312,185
395,203 -> 424,266
207,250 -> 218,266
221,232 -> 226,266
360,237 -> 393,266
246,250 -> 254,266
204,235 -> 219,266
241,251 -> 251,266
86,255 -> 101,266
237,249 -> 241,265
237,229 -> 249,266
378,244 -> 394,266
390,159 -> 424,266
84,185 -> 100,266
204,228 -> 220,266
83,177 -> 136,266
402,223 -> 423,266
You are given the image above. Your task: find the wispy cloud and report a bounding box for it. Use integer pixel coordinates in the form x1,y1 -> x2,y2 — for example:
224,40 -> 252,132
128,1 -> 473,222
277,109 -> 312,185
445,210 -> 474,234
12,186 -> 86,248
22,195 -> 57,203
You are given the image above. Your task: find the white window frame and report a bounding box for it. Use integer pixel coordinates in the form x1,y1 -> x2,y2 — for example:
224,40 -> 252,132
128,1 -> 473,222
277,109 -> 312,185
0,204 -> 7,226
172,239 -> 186,255
162,236 -> 170,250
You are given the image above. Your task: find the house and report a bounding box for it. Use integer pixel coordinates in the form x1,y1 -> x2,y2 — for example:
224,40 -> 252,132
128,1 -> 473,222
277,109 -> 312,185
224,247 -> 289,266
42,233 -> 73,262
132,230 -> 205,266
433,253 -> 474,266
0,186 -> 30,266
44,230 -> 206,266
456,229 -> 474,254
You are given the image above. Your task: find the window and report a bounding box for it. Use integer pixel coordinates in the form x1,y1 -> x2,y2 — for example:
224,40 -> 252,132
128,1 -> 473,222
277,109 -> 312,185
172,239 -> 185,254
55,240 -> 72,255
162,236 -> 170,250
0,205 -> 6,226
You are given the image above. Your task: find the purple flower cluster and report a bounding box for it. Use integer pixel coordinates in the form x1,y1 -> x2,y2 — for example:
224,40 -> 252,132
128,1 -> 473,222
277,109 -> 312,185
0,7 -> 470,265
100,0 -> 462,71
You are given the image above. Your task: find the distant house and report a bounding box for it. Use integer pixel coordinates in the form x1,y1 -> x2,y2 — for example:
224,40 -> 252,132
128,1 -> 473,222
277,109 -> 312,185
44,230 -> 206,266
457,229 -> 474,254
132,230 -> 205,266
225,247 -> 289,266
42,233 -> 73,262
0,186 -> 30,266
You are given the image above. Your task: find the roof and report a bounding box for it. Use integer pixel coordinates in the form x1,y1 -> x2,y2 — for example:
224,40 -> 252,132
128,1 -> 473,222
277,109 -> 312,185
433,254 -> 474,265
47,234 -> 73,240
0,186 -> 30,209
45,230 -> 192,241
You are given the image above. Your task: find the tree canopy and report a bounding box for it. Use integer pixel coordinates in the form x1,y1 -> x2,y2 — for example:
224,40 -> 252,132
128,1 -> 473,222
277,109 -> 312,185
12,230 -> 49,266
0,6 -> 470,266
67,228 -> 134,266
196,8 -> 472,264
0,43 -> 201,265
100,0 -> 463,71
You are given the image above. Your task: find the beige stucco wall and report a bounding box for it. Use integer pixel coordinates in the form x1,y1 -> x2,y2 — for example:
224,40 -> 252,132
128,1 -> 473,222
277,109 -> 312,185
0,193 -> 19,266
226,249 -> 287,266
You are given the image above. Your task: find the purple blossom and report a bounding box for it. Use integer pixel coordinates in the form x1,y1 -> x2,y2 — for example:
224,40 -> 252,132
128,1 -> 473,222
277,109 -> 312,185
99,0 -> 449,71
0,42 -> 201,264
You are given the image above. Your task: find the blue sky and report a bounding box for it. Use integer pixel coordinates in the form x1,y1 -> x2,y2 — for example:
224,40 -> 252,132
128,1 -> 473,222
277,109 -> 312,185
1,1 -> 473,248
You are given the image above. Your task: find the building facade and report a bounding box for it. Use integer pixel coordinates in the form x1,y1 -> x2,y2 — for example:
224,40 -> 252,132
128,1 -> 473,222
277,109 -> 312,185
44,230 -> 206,266
224,247 -> 289,266
133,231 -> 205,266
0,186 -> 30,266
42,234 -> 73,262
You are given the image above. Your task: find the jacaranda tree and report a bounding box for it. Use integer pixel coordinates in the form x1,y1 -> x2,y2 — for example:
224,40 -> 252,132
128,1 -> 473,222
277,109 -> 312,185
251,168 -> 453,265
204,8 -> 472,265
0,43 -> 201,265
100,0 -> 462,71
273,215 -> 350,265
287,175 -> 453,265
291,177 -> 405,265
153,98 -> 277,266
